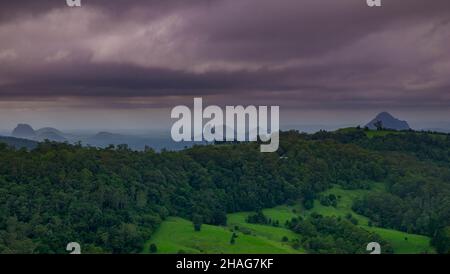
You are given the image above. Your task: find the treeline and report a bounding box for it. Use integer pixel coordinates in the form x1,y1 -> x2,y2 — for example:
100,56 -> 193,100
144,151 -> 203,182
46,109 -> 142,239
287,213 -> 393,254
0,128 -> 449,253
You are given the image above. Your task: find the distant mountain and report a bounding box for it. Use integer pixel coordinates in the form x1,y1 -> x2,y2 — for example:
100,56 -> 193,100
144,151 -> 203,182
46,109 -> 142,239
11,124 -> 66,141
0,135 -> 38,150
35,127 -> 64,136
35,127 -> 66,141
93,131 -> 123,139
12,124 -> 36,139
365,112 -> 410,130
8,124 -> 203,151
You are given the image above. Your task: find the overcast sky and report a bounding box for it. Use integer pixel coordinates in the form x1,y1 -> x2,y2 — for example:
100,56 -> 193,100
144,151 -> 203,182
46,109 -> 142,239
0,0 -> 449,130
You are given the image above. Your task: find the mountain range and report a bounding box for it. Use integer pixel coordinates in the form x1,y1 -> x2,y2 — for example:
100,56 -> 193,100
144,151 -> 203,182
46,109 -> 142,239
7,124 -> 198,151
12,124 -> 67,141
0,112 -> 439,150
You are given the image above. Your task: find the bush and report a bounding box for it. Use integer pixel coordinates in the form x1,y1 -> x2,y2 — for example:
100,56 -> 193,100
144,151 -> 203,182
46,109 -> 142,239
230,233 -> 238,245
194,222 -> 202,232
149,244 -> 157,253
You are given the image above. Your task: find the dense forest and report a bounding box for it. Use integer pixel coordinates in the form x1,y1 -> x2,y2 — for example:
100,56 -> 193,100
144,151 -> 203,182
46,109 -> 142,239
0,128 -> 449,253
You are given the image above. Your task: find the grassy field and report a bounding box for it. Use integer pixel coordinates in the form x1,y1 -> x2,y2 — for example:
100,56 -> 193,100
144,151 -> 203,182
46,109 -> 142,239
227,208 -> 305,251
302,184 -> 435,253
143,216 -> 302,254
302,184 -> 386,225
144,184 -> 434,254
262,206 -> 301,224
362,226 -> 433,254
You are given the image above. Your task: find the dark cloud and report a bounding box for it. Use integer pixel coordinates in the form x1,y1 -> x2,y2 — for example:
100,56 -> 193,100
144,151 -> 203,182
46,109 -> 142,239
189,0 -> 450,61
0,0 -> 450,112
0,0 -> 206,21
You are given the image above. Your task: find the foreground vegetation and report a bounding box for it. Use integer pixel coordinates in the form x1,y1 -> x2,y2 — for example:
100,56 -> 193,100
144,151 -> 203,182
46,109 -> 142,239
1,128 -> 450,253
143,216 -> 302,254
305,186 -> 434,253
146,187 -> 434,254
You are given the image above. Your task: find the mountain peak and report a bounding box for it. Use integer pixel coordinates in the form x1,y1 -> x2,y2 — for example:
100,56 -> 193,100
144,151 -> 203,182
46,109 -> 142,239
12,123 -> 36,138
377,111 -> 392,116
375,112 -> 395,119
365,112 -> 410,130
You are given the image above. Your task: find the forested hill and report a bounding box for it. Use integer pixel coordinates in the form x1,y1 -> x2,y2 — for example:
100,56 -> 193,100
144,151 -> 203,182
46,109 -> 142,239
0,129 -> 449,253
0,136 -> 38,150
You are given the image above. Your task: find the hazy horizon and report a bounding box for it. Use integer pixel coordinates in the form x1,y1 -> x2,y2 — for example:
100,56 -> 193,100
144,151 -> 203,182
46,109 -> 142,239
1,109 -> 450,134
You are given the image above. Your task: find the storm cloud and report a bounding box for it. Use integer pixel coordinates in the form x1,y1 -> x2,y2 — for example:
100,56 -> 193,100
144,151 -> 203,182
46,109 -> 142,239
1,0 -> 450,113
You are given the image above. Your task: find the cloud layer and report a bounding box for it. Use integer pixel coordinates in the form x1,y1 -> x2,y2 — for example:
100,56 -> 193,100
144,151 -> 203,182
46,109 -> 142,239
0,0 -> 450,115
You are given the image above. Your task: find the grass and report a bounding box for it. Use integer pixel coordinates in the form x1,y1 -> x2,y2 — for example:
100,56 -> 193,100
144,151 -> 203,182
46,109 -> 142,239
262,206 -> 301,225
144,184 -> 435,254
362,226 -> 434,254
143,216 -> 303,254
303,184 -> 386,225
227,208 -> 305,252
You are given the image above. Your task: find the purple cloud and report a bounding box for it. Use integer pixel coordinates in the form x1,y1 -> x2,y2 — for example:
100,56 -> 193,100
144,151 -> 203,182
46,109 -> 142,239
0,0 -> 449,113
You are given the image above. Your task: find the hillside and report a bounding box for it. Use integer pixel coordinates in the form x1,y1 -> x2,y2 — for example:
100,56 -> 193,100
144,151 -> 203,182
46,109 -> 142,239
145,187 -> 434,254
143,217 -> 302,254
0,136 -> 38,150
0,129 -> 449,254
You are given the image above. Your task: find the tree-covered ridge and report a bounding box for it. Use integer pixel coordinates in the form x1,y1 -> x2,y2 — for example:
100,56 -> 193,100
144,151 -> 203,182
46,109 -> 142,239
0,128 -> 449,253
